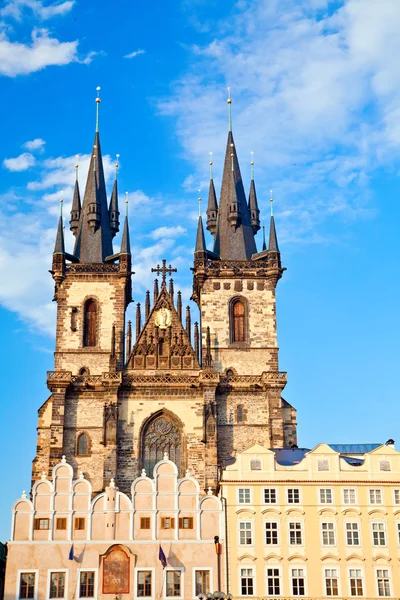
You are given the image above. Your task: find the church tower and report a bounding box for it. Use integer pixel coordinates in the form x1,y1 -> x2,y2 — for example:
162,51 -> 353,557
192,92 -> 297,458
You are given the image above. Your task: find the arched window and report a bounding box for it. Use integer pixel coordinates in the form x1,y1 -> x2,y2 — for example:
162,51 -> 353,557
77,433 -> 89,456
232,299 -> 246,342
237,405 -> 243,423
83,299 -> 97,347
142,415 -> 182,476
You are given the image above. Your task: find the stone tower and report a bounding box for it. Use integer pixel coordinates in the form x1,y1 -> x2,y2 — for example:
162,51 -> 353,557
33,93 -> 296,498
192,97 -> 297,461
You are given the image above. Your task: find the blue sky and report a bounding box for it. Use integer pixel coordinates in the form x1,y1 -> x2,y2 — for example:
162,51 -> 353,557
1,0 -> 400,540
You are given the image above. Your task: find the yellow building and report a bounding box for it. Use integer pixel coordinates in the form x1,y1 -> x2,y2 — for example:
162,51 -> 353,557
220,442 -> 400,599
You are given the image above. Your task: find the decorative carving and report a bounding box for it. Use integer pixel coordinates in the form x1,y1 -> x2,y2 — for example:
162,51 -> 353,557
154,307 -> 172,329
142,416 -> 181,475
67,263 -> 119,273
102,546 -> 130,595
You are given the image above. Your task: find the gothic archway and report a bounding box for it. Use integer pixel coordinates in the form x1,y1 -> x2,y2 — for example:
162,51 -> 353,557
141,412 -> 184,476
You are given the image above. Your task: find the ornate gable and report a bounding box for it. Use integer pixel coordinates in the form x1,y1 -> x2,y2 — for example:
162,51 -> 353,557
127,284 -> 200,370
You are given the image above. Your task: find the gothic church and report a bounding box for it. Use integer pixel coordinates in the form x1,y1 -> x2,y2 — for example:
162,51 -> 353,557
33,92 -> 297,497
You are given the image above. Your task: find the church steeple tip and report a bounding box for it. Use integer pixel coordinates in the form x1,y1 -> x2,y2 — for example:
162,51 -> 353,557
120,193 -> 131,255
268,191 -> 280,253
206,152 -> 218,237
54,198 -> 65,255
70,159 -> 81,237
248,152 -> 260,234
109,155 -> 120,238
195,215 -> 207,254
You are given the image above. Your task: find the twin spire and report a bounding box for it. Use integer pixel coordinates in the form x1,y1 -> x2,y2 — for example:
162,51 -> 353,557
201,90 -> 279,260
53,88 -> 130,263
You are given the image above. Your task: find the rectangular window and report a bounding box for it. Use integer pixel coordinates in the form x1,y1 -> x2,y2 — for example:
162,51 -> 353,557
49,573 -> 65,599
240,568 -> 254,596
349,569 -> 364,597
289,522 -> 302,545
79,572 -> 94,598
238,488 -> 251,504
372,522 -> 387,546
161,517 -> 175,529
239,522 -> 253,545
265,522 -> 279,545
137,571 -> 152,597
74,518 -> 85,530
195,571 -> 210,596
291,568 -> 305,596
266,568 -> 280,596
264,488 -> 277,504
318,459 -> 330,471
322,522 -> 336,546
56,518 -> 67,530
397,523 -> 400,545
376,569 -> 391,597
178,517 -> 193,529
319,489 -> 333,504
287,488 -> 300,504
343,488 -> 357,504
19,573 -> 35,599
34,518 -> 49,530
379,460 -> 391,472
369,489 -> 383,504
394,489 -> 400,505
346,522 -> 360,546
166,571 -> 181,597
324,568 -> 339,596
140,517 -> 151,530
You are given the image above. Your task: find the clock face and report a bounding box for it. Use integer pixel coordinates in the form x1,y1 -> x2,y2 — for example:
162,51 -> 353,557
154,307 -> 172,329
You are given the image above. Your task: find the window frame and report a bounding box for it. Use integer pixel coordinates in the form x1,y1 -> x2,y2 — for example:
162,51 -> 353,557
345,521 -> 361,547
161,517 -> 175,530
396,521 -> 400,547
323,566 -> 340,597
374,567 -> 392,598
393,489 -> 400,505
56,517 -> 67,531
237,488 -> 252,505
135,567 -> 155,599
17,570 -> 39,600
82,298 -> 98,348
238,520 -> 254,547
76,569 -> 98,600
239,566 -> 255,597
140,517 -> 151,530
264,520 -> 280,546
74,517 -> 86,531
164,568 -> 184,600
288,521 -> 303,546
286,488 -> 301,504
342,488 -> 358,505
263,488 -> 278,504
46,570 -> 68,600
371,521 -> 387,547
319,488 -> 334,504
76,432 -> 90,457
290,566 -> 307,597
348,567 -> 365,597
229,296 -> 249,346
178,517 -> 193,530
321,521 -> 337,546
34,518 -> 50,531
192,568 -> 212,599
265,565 -> 282,597
369,488 -> 384,505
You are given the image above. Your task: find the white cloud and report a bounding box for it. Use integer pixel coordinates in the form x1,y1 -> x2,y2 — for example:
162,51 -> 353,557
3,152 -> 36,171
150,226 -> 187,240
1,0 -> 75,21
124,49 -> 145,59
24,138 -> 46,151
0,28 -> 97,77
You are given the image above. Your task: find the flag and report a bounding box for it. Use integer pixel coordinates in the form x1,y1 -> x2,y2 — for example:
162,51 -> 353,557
68,544 -> 74,561
158,545 -> 167,569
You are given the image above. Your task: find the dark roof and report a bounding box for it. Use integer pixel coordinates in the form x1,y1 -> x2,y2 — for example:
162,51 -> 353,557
71,179 -> 81,214
120,216 -> 131,255
268,215 -> 279,252
109,179 -> 119,214
328,443 -> 381,454
271,448 -> 310,465
73,131 -> 114,263
213,131 -> 257,260
207,178 -> 218,213
195,216 -> 207,253
53,216 -> 65,255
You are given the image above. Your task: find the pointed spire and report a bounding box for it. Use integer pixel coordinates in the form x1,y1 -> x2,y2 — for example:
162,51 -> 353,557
73,88 -> 114,263
248,152 -> 260,234
126,320 -> 132,356
177,291 -> 182,322
54,197 -> 65,254
268,191 -> 279,253
195,216 -> 207,253
262,223 -> 267,251
70,157 -> 81,236
109,155 -> 120,238
186,306 -> 191,340
153,279 -> 159,303
145,291 -> 150,319
194,321 -> 200,363
206,152 -> 218,238
136,303 -> 141,339
120,195 -> 131,255
169,278 -> 174,303
95,86 -> 101,132
227,87 -> 232,132
213,94 -> 256,260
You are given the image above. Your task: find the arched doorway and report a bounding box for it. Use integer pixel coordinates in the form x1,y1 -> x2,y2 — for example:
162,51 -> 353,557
141,413 -> 183,476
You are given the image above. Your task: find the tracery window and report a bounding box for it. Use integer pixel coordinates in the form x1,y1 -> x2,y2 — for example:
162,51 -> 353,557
77,433 -> 89,456
142,415 -> 182,475
83,299 -> 97,347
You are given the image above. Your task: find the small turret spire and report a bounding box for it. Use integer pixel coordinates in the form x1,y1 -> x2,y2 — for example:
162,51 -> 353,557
54,195 -> 65,255
120,193 -> 131,255
109,154 -> 120,238
206,152 -> 218,238
70,159 -> 81,237
262,222 -> 267,251
248,152 -> 260,234
227,87 -> 232,132
195,215 -> 207,253
95,86 -> 101,133
268,191 -> 279,253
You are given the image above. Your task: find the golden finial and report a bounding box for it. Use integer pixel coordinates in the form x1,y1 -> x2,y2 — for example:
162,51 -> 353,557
198,189 -> 202,217
75,155 -> 79,181
209,152 -> 213,179
60,191 -> 64,217
95,86 -> 101,132
250,151 -> 254,180
115,153 -> 120,180
227,87 -> 232,132
125,191 -> 129,216
270,189 -> 274,216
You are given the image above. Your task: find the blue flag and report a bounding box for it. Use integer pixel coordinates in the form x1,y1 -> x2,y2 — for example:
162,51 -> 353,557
68,544 -> 74,561
158,545 -> 167,569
